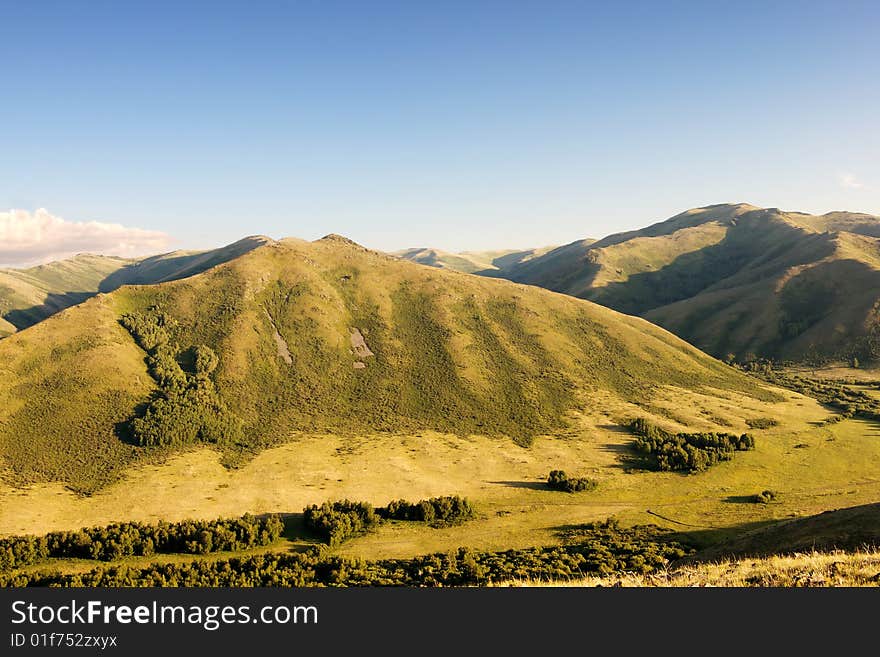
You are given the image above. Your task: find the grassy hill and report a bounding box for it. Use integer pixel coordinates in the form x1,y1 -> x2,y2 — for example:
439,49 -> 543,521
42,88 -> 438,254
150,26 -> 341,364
393,245 -> 560,275
0,233 -> 780,494
0,236 -> 270,338
496,203 -> 880,362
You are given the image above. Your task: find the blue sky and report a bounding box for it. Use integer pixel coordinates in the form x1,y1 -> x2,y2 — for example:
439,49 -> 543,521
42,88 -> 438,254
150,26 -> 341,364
1,0 -> 878,260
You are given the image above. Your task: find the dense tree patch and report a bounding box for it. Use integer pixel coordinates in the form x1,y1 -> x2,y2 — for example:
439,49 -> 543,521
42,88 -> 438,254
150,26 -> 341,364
304,496 -> 478,545
302,501 -> 381,547
120,308 -> 243,447
628,418 -> 755,472
381,496 -> 475,525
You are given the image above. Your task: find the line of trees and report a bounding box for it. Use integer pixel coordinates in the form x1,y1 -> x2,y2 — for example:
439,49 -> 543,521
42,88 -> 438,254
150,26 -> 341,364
628,418 -> 755,472
0,514 -> 284,571
1,520 -> 689,588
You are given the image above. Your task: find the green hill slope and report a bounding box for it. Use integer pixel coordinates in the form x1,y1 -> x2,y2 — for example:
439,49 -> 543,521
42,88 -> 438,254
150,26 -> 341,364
0,237 -> 270,338
498,204 -> 880,362
0,234 -> 778,493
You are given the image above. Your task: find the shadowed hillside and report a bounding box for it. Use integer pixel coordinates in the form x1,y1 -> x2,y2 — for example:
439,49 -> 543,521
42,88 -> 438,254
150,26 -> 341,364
691,502 -> 880,562
0,236 -> 271,338
494,204 -> 880,362
0,234 -> 780,493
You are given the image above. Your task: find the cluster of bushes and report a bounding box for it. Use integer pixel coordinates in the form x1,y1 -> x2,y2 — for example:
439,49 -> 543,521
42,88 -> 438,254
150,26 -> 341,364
753,490 -> 780,504
546,470 -> 597,493
746,417 -> 779,430
628,418 -> 755,472
0,514 -> 284,571
302,501 -> 380,547
304,497 -> 478,545
381,496 -> 474,525
1,521 -> 690,587
120,309 -> 243,447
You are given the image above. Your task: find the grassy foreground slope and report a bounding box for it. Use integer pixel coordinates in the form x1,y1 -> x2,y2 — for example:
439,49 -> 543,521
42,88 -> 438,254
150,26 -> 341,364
0,236 -> 269,338
0,234 -> 778,493
497,203 -> 880,362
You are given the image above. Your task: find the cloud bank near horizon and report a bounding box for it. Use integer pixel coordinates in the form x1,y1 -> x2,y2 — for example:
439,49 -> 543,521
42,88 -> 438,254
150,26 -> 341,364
0,209 -> 172,267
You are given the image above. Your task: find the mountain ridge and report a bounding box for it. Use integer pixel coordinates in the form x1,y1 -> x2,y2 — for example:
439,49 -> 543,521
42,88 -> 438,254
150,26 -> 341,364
487,203 -> 880,362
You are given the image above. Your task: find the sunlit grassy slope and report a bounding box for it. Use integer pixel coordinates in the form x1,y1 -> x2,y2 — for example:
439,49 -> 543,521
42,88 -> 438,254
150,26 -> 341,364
496,203 -> 880,361
0,233 -> 782,495
0,236 -> 269,338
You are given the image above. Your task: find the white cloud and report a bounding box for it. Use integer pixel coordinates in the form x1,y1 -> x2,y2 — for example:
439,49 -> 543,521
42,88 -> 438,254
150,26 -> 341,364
0,208 -> 172,267
839,172 -> 865,189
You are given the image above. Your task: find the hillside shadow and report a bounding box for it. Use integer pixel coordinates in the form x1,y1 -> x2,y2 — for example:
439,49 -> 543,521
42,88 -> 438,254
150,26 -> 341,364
590,217 -> 835,323
278,512 -> 321,545
596,442 -> 643,471
665,520 -> 781,557
97,237 -> 265,292
489,480 -> 548,491
550,518 -> 779,554
594,425 -> 645,471
97,252 -> 204,292
723,495 -> 759,504
3,291 -> 94,330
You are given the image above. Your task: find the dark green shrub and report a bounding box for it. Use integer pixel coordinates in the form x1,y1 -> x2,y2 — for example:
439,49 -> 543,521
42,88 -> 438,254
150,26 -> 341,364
753,490 -> 780,504
547,470 -> 597,493
303,501 -> 380,546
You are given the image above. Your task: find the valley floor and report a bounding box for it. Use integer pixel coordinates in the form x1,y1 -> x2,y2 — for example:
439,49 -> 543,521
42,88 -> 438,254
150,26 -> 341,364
3,378 -> 880,575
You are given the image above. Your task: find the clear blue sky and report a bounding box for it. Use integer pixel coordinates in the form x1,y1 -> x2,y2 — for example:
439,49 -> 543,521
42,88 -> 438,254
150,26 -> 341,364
2,0 -> 878,253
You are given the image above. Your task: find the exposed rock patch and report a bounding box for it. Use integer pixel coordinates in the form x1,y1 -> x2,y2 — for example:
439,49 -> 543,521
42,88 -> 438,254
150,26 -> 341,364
265,311 -> 293,364
350,328 -> 374,359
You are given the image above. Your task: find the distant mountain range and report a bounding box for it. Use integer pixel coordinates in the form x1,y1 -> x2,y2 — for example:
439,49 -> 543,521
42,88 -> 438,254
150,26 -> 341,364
398,203 -> 880,362
5,202 -> 880,363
